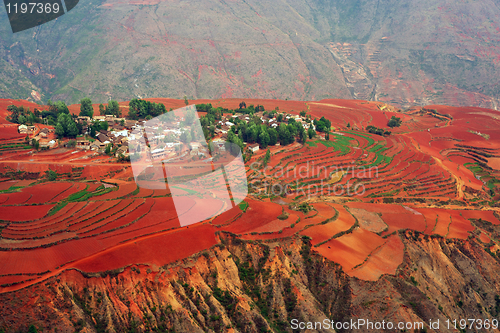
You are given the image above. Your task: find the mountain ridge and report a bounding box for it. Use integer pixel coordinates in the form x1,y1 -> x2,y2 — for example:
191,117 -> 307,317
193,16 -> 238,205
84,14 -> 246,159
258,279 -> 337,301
1,0 -> 500,108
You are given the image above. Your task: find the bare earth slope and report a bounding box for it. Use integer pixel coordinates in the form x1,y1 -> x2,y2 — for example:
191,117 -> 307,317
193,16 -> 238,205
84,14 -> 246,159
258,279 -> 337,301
2,0 -> 500,108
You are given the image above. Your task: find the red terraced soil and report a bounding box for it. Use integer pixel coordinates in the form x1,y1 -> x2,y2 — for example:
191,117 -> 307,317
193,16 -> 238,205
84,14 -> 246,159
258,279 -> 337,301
4,202 -> 85,233
93,183 -> 138,200
349,234 -> 404,281
1,191 -> 31,205
77,200 -> 146,236
50,182 -> 87,202
0,181 -> 18,191
211,205 -> 242,226
248,214 -> 298,233
240,227 -> 297,240
1,204 -> 54,222
0,232 -> 77,250
300,205 -> 355,246
97,200 -> 181,242
177,197 -> 226,226
346,202 -> 409,214
479,232 -> 491,243
73,224 -> 217,273
70,200 -> 135,233
380,213 -> 427,234
24,182 -> 73,204
0,275 -> 36,286
315,228 -> 386,272
0,125 -> 24,140
447,211 -> 475,240
130,187 -> 154,198
432,212 -> 452,237
222,200 -> 282,234
459,210 -> 500,225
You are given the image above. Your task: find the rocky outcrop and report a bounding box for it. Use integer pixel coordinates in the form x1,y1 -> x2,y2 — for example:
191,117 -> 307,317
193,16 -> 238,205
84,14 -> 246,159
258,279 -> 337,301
1,232 -> 500,333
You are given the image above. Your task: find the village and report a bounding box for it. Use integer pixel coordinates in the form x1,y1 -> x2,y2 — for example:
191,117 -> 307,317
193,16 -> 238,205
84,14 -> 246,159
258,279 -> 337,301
17,106 -> 321,162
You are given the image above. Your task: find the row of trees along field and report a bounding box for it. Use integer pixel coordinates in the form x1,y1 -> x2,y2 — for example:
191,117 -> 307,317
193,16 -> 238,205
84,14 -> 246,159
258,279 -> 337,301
6,98 -> 118,139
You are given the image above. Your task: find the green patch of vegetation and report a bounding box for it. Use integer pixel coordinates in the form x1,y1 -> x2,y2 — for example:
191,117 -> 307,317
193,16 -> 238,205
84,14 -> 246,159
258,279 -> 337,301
67,185 -> 90,201
48,202 -> 67,216
0,186 -> 24,193
238,200 -> 249,212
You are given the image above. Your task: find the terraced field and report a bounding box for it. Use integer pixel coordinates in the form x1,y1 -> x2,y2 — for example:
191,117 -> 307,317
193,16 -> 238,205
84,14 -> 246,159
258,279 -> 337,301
2,98 -> 500,289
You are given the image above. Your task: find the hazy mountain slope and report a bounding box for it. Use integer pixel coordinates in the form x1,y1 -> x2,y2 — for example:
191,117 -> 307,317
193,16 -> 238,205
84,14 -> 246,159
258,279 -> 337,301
1,0 -> 500,108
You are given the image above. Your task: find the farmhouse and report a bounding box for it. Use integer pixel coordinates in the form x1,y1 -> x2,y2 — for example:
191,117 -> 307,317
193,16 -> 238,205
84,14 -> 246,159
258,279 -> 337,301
76,139 -> 91,150
115,146 -> 128,157
151,148 -> 166,160
249,143 -> 260,152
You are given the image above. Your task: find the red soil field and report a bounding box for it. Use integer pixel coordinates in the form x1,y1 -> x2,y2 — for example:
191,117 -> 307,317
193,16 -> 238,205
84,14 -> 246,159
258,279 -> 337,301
50,182 -> 87,202
211,205 -> 242,226
93,183 -> 138,200
380,213 -> 427,233
447,211 -> 475,240
479,232 -> 491,244
458,210 -> 500,225
3,98 -> 500,289
314,228 -> 386,272
349,234 -> 404,281
222,200 -> 282,234
0,204 -> 54,222
24,182 -> 73,204
248,214 -> 298,234
73,224 -> 217,273
0,125 -> 23,140
77,200 -> 146,236
300,207 -> 354,246
1,191 -> 31,205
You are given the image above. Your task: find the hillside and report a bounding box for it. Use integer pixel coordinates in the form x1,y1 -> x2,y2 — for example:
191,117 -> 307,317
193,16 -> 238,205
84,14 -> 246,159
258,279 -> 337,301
1,97 -> 500,331
2,0 -> 500,108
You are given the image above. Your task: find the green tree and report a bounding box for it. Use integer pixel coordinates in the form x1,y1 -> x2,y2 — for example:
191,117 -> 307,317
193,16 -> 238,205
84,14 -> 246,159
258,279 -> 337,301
105,143 -> 112,155
66,121 -> 78,138
308,128 -> 315,139
18,114 -> 26,124
300,129 -> 307,143
79,98 -> 93,118
300,110 -> 307,117
28,325 -> 38,333
259,129 -> 270,148
325,132 -> 330,140
107,100 -> 120,116
99,103 -> 106,116
184,96 -> 189,105
388,115 -> 402,128
55,123 -> 65,138
268,128 -> 278,146
55,101 -> 69,114
45,170 -> 57,181
264,148 -> 271,165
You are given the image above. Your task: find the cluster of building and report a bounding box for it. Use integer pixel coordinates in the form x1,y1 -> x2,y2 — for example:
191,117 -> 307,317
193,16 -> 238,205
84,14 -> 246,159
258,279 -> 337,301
74,115 -> 136,157
17,110 -> 316,158
18,124 -> 57,149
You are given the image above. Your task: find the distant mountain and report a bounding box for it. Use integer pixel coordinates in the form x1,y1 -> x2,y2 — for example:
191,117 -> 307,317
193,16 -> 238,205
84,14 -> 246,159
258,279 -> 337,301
1,0 -> 500,109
